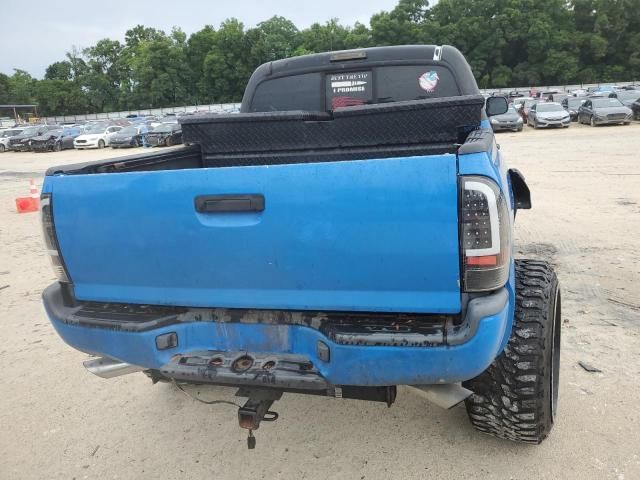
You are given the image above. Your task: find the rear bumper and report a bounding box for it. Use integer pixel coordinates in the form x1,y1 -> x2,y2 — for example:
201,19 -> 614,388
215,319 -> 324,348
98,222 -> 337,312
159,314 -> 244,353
43,283 -> 512,387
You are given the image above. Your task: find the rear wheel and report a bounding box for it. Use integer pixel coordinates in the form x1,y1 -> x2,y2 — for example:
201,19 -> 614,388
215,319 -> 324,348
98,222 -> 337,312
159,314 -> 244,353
463,259 -> 561,444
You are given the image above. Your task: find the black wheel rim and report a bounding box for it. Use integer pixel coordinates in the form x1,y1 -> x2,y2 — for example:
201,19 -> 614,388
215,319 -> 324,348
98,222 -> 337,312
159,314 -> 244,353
550,288 -> 561,422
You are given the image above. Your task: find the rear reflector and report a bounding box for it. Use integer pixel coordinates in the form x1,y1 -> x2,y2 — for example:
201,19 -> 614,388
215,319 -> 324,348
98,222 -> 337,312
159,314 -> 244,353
466,255 -> 498,266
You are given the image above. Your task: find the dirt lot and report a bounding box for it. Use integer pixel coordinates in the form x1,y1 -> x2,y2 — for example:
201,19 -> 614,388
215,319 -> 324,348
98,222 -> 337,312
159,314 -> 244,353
1,124 -> 640,480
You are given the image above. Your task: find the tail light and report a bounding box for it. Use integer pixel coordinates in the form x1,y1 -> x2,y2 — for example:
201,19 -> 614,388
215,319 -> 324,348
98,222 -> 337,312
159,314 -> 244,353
40,193 -> 72,283
460,176 -> 511,292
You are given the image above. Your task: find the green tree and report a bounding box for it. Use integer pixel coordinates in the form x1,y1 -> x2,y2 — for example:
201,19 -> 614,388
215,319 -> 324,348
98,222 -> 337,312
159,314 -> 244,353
126,28 -> 190,108
186,25 -> 218,103
82,39 -> 126,111
299,19 -> 351,52
45,61 -> 73,81
370,0 -> 428,45
8,70 -> 36,104
0,73 -> 10,104
201,19 -> 252,103
34,80 -> 90,116
247,16 -> 299,65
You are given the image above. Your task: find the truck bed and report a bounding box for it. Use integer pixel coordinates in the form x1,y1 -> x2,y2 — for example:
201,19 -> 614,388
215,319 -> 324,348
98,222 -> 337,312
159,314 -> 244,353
47,95 -> 485,176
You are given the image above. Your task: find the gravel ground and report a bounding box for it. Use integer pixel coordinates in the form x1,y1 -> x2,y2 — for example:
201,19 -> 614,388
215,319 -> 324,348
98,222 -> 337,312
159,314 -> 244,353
1,125 -> 640,480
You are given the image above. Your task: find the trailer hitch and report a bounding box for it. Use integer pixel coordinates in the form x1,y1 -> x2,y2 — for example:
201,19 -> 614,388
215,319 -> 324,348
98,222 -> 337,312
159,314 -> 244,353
236,388 -> 282,449
158,351 -> 397,449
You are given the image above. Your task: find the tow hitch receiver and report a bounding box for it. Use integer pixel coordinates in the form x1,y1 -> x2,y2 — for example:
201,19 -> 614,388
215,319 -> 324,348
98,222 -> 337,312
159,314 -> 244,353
158,351 -> 397,449
236,388 -> 282,449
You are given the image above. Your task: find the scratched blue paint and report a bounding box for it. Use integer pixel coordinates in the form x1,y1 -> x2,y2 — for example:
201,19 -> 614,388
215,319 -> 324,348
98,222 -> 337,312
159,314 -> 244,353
44,292 -> 510,386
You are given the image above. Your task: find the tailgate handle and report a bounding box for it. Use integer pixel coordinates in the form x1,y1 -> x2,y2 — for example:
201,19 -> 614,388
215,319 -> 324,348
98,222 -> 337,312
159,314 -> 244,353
195,194 -> 265,213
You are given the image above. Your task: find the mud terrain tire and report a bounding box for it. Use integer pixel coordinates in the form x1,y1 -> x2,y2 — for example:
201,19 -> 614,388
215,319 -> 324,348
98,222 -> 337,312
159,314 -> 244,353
463,259 -> 561,444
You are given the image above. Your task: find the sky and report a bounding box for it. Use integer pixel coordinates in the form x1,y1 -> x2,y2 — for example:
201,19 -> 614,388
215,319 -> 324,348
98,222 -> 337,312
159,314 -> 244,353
2,0 -> 400,78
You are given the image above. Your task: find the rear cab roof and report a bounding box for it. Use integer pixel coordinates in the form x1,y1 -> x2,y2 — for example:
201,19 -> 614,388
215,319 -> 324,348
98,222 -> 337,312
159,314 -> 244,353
241,45 -> 481,112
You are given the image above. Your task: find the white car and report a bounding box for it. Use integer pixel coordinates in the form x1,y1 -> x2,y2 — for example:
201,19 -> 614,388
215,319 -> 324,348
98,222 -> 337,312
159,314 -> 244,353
0,127 -> 25,152
74,124 -> 123,149
528,102 -> 571,128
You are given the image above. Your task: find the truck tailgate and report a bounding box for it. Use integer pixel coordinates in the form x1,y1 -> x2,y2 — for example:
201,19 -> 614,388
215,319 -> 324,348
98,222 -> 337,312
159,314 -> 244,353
51,155 -> 461,313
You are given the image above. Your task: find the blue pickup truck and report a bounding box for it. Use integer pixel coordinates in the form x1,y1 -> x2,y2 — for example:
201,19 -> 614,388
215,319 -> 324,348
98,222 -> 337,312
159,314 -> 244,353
41,45 -> 561,447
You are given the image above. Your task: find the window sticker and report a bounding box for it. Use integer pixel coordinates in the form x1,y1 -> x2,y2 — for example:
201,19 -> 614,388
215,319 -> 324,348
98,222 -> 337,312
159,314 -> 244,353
329,71 -> 371,94
326,71 -> 372,110
418,71 -> 439,92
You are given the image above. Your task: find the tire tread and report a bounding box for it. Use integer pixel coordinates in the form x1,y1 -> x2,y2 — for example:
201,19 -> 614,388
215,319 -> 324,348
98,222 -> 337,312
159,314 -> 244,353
463,259 -> 559,444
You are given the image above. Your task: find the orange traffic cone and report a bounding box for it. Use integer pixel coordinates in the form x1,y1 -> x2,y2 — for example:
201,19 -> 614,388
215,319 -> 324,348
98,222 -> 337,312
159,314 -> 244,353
15,179 -> 40,213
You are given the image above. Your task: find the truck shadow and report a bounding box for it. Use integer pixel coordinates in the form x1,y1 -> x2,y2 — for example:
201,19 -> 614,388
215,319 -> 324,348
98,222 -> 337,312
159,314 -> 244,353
148,381 -> 540,455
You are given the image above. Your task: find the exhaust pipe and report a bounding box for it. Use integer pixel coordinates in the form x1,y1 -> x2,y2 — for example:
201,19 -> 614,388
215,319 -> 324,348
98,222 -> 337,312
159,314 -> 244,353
83,356 -> 145,379
407,383 -> 473,409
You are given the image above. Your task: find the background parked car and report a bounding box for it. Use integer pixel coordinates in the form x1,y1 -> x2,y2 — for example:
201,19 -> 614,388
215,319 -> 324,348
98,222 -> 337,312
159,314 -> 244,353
0,127 -> 25,152
512,96 -> 534,109
549,93 -> 568,104
536,89 -> 559,101
588,85 -> 615,94
578,97 -> 633,126
74,124 -> 122,149
608,90 -> 640,107
145,123 -> 183,147
631,99 -> 640,120
528,102 -> 570,128
8,125 -> 58,152
569,88 -> 587,97
490,104 -> 523,132
31,127 -> 82,152
109,124 -> 148,148
561,97 -> 586,122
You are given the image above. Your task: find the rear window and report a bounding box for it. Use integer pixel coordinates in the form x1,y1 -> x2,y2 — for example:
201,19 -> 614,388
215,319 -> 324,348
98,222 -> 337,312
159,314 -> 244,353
374,65 -> 460,104
250,73 -> 323,112
536,103 -> 564,112
593,98 -> 623,108
249,65 -> 460,112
